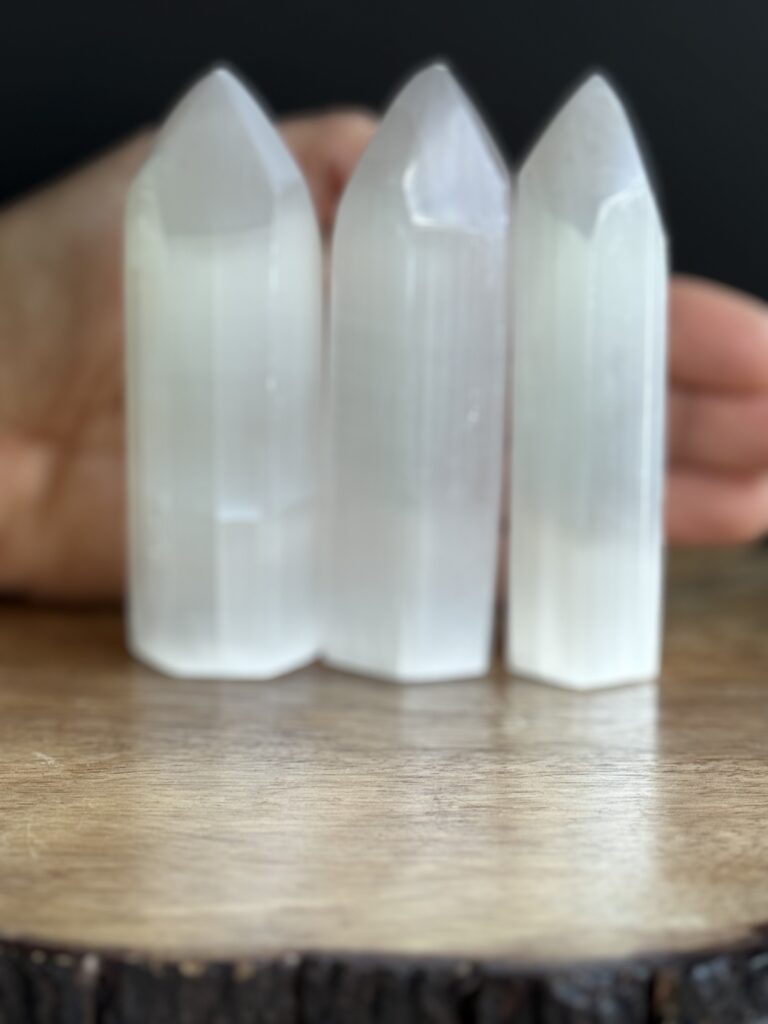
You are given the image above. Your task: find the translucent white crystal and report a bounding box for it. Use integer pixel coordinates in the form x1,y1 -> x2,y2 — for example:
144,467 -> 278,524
507,74 -> 668,690
324,65 -> 511,682
125,67 -> 321,678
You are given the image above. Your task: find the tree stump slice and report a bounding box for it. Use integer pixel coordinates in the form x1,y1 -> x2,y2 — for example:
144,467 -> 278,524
1,548 -> 767,1022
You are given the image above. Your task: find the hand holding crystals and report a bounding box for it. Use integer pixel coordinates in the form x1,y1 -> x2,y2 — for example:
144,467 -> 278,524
0,110 -> 766,599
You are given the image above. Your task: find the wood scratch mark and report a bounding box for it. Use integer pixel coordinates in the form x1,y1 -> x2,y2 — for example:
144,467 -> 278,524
26,822 -> 40,860
32,751 -> 57,766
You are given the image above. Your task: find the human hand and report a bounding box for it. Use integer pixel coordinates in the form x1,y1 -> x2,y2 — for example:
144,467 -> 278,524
0,112 -> 375,599
0,110 -> 765,601
668,276 -> 768,544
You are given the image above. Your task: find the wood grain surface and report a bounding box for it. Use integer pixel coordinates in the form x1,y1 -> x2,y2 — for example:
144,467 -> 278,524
0,547 -> 767,1022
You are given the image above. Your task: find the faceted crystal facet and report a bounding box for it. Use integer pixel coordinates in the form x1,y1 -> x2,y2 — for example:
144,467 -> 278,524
125,67 -> 321,678
324,65 -> 511,682
508,74 -> 668,690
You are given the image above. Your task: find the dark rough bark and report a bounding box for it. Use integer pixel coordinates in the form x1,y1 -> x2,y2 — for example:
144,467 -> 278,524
2,936 -> 768,1024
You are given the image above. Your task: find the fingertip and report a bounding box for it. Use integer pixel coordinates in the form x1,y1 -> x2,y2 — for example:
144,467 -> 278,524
320,109 -> 377,170
670,275 -> 768,394
324,108 -> 378,138
278,109 -> 378,232
672,274 -> 768,319
669,391 -> 768,473
667,469 -> 768,545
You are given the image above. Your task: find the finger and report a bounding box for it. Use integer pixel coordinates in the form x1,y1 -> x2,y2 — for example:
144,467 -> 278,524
669,389 -> 768,472
666,467 -> 768,545
670,275 -> 768,394
280,110 -> 377,232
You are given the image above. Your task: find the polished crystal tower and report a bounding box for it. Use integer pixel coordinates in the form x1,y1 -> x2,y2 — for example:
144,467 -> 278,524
508,74 -> 667,689
125,67 -> 321,678
324,65 -> 511,682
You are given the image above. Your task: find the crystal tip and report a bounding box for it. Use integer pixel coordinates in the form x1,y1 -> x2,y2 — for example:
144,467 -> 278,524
335,59 -> 509,234
521,68 -> 655,233
129,61 -> 310,233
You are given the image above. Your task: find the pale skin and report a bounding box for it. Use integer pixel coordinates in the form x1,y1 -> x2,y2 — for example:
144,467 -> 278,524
0,111 -> 767,600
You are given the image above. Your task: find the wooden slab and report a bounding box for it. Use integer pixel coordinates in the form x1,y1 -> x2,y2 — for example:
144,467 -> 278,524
1,548 -> 767,1022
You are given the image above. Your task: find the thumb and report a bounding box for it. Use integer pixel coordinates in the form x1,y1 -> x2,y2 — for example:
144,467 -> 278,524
280,110 -> 377,233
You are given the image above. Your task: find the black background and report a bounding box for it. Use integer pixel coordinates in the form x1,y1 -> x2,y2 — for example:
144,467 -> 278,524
0,0 -> 765,298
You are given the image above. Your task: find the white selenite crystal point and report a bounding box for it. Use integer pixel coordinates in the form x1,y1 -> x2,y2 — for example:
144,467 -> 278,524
324,63 -> 511,683
508,72 -> 667,691
523,73 -> 650,234
126,66 -> 322,679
